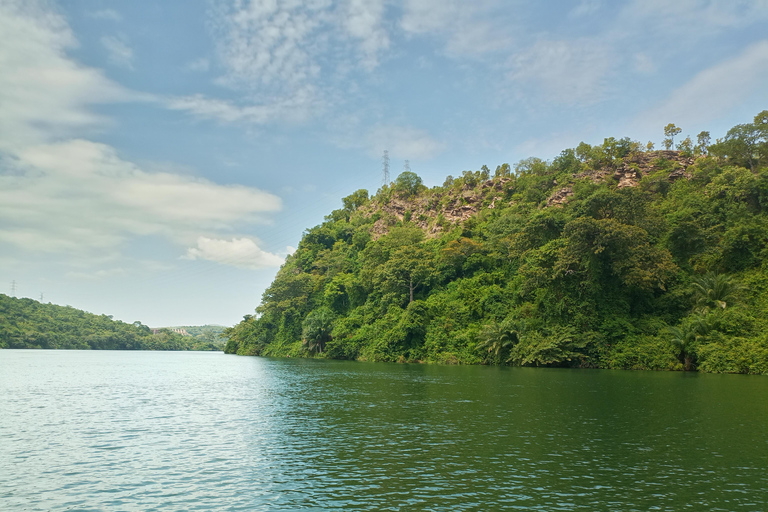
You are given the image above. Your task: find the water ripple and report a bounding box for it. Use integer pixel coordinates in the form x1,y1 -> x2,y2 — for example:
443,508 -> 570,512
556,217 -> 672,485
1,351 -> 767,510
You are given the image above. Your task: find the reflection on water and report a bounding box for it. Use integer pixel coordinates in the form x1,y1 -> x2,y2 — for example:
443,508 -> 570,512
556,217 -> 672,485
1,350 -> 766,511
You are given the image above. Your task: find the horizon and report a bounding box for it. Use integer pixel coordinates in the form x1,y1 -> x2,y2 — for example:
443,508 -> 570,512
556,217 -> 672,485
2,0 -> 767,327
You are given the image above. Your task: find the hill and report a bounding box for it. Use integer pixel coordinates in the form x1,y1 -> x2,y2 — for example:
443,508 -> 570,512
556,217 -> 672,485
224,113 -> 768,374
164,324 -> 227,346
0,295 -> 221,351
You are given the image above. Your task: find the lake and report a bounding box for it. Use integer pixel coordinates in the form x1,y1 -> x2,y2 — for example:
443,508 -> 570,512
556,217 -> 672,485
1,350 -> 766,511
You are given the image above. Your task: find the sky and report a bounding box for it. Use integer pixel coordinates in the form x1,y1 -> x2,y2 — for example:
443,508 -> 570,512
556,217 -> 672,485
1,0 -> 767,328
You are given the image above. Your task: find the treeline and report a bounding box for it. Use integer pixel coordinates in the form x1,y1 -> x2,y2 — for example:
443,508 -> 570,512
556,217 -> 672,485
225,112 -> 768,374
0,295 -> 221,351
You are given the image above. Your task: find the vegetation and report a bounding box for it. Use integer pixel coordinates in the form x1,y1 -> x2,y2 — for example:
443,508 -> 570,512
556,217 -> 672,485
166,324 -> 227,347
225,112 -> 768,374
0,295 -> 223,351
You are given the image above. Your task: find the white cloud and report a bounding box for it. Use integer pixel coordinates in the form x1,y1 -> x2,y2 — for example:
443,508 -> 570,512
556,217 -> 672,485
65,268 -> 127,280
0,1 -> 136,148
342,0 -> 389,69
633,41 -> 768,131
0,140 -> 282,255
0,1 -> 283,264
197,0 -> 392,125
621,0 -> 768,30
185,237 -> 284,269
166,90 -> 318,124
506,38 -> 614,105
633,53 -> 656,74
570,0 -> 602,18
88,9 -> 122,22
400,0 -> 513,56
366,124 -> 445,160
186,57 -> 210,72
101,35 -> 134,69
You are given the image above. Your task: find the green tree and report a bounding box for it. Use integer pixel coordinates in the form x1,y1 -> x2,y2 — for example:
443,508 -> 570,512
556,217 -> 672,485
394,171 -> 423,196
691,272 -> 740,312
677,136 -> 693,157
477,320 -> 518,363
302,307 -> 335,354
376,245 -> 435,304
695,131 -> 711,155
663,123 -> 682,150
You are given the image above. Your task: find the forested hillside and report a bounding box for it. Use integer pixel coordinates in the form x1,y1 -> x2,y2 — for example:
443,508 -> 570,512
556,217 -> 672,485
225,112 -> 768,374
0,295 -> 222,351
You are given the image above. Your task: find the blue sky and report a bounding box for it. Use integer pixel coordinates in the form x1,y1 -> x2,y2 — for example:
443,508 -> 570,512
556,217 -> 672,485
1,0 -> 767,327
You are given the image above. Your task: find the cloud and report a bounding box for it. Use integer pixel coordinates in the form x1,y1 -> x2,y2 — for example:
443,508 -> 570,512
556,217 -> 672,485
621,0 -> 768,31
195,0 -> 391,125
506,38 -> 614,105
633,53 -> 656,74
88,9 -> 122,22
0,140 -> 282,255
633,41 -> 768,131
166,90 -> 318,124
65,268 -> 127,280
185,237 -> 284,269
0,1 -> 139,149
101,35 -> 134,69
366,124 -> 445,159
0,2 -> 283,264
400,0 -> 513,56
570,0 -> 602,18
186,57 -> 210,72
341,0 -> 389,69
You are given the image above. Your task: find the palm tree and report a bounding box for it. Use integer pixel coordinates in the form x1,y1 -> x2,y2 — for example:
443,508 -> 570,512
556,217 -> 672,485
691,272 -> 740,312
477,320 -> 519,364
667,314 -> 712,371
302,307 -> 334,355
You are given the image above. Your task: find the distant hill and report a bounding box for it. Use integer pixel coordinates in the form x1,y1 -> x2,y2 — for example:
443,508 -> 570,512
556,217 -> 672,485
0,295 -> 221,351
162,325 -> 227,346
224,112 -> 768,374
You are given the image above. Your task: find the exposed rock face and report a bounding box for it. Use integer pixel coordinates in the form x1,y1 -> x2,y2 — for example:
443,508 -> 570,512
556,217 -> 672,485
577,150 -> 695,189
361,178 -> 513,239
547,187 -> 573,207
362,151 -> 695,238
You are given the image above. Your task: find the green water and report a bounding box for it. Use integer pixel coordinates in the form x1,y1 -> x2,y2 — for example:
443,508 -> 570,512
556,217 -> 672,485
1,350 -> 766,510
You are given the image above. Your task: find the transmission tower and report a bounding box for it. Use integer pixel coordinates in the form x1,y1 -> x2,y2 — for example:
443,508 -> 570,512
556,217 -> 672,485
404,160 -> 411,173
11,280 -> 16,297
382,150 -> 390,187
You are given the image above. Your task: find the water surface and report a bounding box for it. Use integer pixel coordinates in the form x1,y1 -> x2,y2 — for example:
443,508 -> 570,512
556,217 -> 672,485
1,350 -> 766,510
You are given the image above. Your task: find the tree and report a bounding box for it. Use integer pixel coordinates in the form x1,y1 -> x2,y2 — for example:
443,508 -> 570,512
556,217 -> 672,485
695,131 -> 711,155
677,136 -> 693,157
508,326 -> 585,367
477,320 -> 518,363
667,319 -> 707,371
663,123 -> 682,150
342,189 -> 369,213
302,307 -> 335,354
691,272 -> 740,312
709,117 -> 767,171
385,246 -> 434,304
394,171 -> 423,196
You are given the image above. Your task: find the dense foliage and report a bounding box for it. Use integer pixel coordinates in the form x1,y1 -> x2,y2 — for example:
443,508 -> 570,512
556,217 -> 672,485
0,295 -> 222,351
225,112 -> 768,374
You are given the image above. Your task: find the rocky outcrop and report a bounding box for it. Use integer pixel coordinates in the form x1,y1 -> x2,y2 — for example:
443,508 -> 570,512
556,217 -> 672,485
362,152 -> 696,238
547,186 -> 574,207
577,150 -> 695,189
